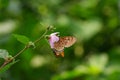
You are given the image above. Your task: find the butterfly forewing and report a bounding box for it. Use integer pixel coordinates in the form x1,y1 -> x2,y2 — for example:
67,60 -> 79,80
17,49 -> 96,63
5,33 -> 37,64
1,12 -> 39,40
63,36 -> 76,47
53,36 -> 76,57
54,36 -> 76,51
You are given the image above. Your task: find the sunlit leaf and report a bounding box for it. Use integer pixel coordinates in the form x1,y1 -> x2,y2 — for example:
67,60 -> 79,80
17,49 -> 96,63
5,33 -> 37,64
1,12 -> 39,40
0,49 -> 9,59
13,34 -> 30,44
88,54 -> 108,75
52,65 -> 88,80
0,60 -> 19,74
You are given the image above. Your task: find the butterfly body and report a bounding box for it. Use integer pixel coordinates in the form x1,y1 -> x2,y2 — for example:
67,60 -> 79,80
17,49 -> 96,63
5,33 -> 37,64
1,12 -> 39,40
52,48 -> 64,57
48,32 -> 76,57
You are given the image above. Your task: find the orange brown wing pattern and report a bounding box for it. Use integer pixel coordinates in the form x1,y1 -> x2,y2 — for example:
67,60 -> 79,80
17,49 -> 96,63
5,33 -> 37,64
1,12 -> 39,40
53,36 -> 76,51
63,36 -> 76,47
52,48 -> 64,57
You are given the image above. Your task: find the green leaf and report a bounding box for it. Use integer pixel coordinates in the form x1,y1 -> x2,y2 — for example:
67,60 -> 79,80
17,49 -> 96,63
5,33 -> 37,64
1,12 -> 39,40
88,54 -> 108,75
0,49 -> 9,59
13,34 -> 30,44
0,60 -> 19,74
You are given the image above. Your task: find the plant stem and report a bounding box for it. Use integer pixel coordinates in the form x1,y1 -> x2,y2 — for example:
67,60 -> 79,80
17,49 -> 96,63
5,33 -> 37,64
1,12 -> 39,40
13,46 -> 28,59
0,61 -> 8,70
0,28 -> 49,69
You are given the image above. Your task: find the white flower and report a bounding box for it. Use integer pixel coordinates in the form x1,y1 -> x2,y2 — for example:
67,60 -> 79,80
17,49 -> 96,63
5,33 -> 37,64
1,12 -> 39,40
48,32 -> 59,48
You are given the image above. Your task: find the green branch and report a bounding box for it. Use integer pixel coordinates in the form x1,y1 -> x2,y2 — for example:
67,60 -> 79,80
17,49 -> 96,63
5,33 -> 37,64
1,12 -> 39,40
0,26 -> 52,70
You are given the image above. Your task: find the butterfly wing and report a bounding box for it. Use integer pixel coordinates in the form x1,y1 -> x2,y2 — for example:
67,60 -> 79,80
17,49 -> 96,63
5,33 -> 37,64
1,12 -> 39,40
54,36 -> 76,50
53,36 -> 76,57
61,36 -> 76,48
52,48 -> 64,57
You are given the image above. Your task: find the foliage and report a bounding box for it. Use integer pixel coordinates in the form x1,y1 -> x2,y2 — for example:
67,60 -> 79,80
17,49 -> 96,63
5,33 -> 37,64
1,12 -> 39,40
0,60 -> 19,74
0,0 -> 119,80
13,34 -> 30,45
0,49 -> 9,60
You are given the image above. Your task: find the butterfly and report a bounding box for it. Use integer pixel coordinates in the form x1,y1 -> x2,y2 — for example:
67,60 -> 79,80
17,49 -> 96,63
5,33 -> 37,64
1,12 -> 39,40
48,32 -> 76,57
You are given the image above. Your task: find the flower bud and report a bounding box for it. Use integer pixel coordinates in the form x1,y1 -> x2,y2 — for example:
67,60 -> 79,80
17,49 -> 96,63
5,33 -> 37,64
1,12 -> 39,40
47,25 -> 55,31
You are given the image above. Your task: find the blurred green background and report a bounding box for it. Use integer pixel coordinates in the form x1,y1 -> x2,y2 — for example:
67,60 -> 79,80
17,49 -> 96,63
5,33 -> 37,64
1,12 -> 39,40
0,0 -> 120,80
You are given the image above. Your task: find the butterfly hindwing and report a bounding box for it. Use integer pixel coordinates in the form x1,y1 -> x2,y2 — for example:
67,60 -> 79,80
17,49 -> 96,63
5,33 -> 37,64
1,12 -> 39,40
52,49 -> 64,57
52,36 -> 76,57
